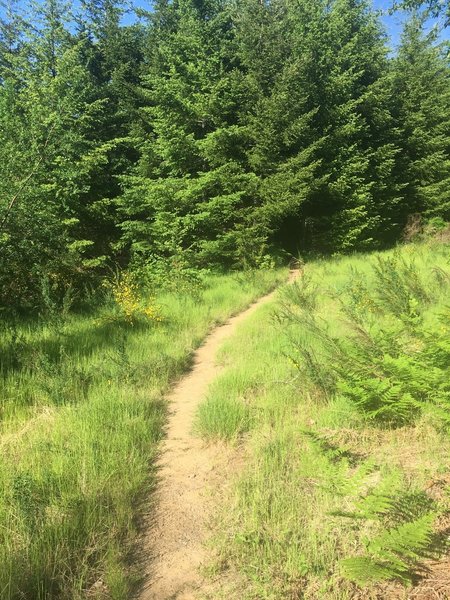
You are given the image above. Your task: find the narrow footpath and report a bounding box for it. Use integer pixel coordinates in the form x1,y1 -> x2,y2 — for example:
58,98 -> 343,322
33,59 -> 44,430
138,270 -> 299,600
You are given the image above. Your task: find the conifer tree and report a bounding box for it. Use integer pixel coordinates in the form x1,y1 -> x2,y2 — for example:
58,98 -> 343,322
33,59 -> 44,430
294,0 -> 399,252
120,0 -> 268,268
229,0 -> 321,254
391,13 -> 450,221
247,0 -> 401,253
0,0 -> 130,309
1,0 -> 449,312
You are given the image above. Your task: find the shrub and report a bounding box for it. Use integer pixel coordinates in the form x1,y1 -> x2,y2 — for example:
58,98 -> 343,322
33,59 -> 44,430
104,271 -> 163,325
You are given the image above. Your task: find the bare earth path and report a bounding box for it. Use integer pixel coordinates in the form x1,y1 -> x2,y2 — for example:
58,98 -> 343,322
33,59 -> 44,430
137,271 -> 298,600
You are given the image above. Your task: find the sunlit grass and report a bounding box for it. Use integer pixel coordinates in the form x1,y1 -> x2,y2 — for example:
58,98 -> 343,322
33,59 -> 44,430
0,268 -> 286,600
196,240 -> 450,599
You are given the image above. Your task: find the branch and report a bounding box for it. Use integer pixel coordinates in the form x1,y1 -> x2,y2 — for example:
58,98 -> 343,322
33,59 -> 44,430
0,121 -> 57,231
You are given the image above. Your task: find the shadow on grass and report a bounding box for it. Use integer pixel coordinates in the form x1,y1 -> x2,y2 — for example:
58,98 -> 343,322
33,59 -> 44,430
0,318 -> 155,376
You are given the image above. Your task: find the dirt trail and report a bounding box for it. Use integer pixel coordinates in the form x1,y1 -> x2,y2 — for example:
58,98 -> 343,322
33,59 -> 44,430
137,271 -> 298,600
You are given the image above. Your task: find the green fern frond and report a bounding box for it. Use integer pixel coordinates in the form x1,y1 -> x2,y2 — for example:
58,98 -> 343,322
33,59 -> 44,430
368,513 -> 435,563
340,556 -> 409,585
301,430 -> 362,465
334,459 -> 378,497
355,493 -> 397,520
341,513 -> 436,586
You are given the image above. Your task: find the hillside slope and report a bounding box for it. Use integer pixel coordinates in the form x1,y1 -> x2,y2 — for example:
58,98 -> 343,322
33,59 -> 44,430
195,239 -> 450,599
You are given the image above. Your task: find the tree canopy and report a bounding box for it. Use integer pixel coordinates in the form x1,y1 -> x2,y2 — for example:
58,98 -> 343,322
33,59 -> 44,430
1,0 -> 449,311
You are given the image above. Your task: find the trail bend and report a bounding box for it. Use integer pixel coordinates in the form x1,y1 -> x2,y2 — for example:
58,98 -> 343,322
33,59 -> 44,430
137,270 -> 299,600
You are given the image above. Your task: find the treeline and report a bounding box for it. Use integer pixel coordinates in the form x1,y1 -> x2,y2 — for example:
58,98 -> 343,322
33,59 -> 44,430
0,0 -> 449,311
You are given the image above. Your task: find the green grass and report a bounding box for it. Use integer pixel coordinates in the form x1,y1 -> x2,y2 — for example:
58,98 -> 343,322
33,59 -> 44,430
195,387 -> 251,441
0,267 -> 286,600
195,239 -> 450,599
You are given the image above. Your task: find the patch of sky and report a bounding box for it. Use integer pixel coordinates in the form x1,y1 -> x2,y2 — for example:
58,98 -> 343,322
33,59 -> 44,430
0,0 -> 448,52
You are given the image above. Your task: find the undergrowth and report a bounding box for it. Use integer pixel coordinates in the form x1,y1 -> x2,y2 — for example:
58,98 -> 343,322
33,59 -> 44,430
196,239 -> 450,599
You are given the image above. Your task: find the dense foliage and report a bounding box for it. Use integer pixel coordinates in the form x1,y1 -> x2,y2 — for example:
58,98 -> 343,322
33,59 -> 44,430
1,0 -> 449,311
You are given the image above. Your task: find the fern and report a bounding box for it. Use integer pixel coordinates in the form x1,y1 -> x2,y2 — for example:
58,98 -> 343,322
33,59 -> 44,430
368,513 -> 435,560
339,468 -> 436,521
337,473 -> 440,586
340,556 -> 407,585
332,470 -> 405,519
353,491 -> 398,520
301,430 -> 362,465
333,460 -> 379,498
337,376 -> 421,425
341,513 -> 436,586
286,253 -> 450,428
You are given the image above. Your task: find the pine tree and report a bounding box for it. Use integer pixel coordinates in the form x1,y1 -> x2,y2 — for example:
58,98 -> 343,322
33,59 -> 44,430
241,0 -> 400,254
294,0 -> 398,253
1,0 -> 448,311
0,0 -> 134,310
120,0 -> 268,269
233,0 -> 321,256
391,13 -> 450,221
73,0 -> 145,261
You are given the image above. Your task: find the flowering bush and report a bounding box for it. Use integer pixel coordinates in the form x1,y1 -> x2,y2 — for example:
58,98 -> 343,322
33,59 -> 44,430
105,272 -> 163,324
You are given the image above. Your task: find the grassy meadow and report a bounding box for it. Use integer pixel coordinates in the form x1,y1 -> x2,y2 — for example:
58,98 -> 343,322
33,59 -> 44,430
196,238 -> 450,599
0,268 -> 286,600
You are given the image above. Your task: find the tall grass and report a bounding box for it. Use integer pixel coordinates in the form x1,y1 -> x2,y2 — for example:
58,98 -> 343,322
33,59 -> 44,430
0,268 -> 286,600
195,240 -> 450,599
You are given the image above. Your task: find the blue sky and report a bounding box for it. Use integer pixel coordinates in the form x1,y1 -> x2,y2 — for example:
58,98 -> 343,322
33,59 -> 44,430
373,0 -> 425,48
122,0 -> 447,48
0,0 -> 448,48
375,0 -> 408,45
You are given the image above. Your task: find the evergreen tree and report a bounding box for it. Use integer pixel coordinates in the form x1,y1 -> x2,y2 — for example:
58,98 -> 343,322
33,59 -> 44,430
1,0 -> 449,312
397,0 -> 450,26
73,0 -> 144,263
246,0 -> 401,253
233,0 -> 322,255
292,0 -> 399,252
391,13 -> 450,221
0,0 -> 130,310
120,0 -> 268,269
